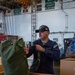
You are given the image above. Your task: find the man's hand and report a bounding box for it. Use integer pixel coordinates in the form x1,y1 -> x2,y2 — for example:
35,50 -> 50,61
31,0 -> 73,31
24,44 -> 29,54
36,45 -> 45,52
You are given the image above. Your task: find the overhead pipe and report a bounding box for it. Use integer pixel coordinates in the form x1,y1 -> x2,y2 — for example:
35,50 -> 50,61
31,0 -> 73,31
61,0 -> 75,3
59,0 -> 69,32
50,31 -> 75,34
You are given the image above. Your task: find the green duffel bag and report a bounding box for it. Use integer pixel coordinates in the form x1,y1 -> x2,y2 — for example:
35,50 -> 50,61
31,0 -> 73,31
0,38 -> 30,75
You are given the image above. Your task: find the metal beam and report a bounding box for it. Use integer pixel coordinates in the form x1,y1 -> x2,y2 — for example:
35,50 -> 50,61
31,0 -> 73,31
0,1 -> 11,9
0,6 -> 11,10
0,0 -> 22,10
0,0 -> 6,1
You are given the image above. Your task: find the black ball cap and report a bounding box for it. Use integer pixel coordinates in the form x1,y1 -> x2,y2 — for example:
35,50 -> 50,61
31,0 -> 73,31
35,25 -> 50,33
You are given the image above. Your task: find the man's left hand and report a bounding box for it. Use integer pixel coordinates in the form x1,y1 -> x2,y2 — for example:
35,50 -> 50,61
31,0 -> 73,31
36,45 -> 45,52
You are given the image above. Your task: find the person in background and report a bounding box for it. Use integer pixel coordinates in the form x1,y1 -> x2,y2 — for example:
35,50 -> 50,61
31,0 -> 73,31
24,25 -> 60,74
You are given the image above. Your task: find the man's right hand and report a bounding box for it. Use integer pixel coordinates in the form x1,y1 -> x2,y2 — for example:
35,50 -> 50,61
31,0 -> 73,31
24,44 -> 29,54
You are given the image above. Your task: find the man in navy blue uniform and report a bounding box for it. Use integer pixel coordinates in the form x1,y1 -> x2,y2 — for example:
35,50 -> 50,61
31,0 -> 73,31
24,25 -> 60,74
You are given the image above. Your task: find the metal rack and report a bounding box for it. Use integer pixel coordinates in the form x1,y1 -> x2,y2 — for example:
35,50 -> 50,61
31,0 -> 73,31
31,0 -> 37,42
0,12 -> 6,34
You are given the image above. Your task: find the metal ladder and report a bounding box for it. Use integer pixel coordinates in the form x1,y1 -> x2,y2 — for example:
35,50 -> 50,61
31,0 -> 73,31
0,12 -> 6,34
31,0 -> 37,42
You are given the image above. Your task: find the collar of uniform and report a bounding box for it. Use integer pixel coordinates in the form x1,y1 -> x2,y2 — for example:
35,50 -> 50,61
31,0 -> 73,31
39,39 -> 52,46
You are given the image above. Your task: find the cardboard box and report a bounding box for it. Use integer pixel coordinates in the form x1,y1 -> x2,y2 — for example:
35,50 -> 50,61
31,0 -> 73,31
0,65 -> 4,75
0,57 -> 4,75
60,58 -> 75,75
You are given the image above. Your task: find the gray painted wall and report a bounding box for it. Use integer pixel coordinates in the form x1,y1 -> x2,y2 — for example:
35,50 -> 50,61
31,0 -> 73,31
4,0 -> 75,48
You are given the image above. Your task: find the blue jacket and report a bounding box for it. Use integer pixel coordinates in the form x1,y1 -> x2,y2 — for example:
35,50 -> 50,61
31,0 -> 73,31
27,39 -> 60,74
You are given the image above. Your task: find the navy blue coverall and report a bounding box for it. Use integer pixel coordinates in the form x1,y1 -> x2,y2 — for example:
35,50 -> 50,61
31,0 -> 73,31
27,39 -> 60,74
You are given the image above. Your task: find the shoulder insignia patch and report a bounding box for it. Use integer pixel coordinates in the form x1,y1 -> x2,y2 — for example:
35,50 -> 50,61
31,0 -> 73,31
53,44 -> 58,48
